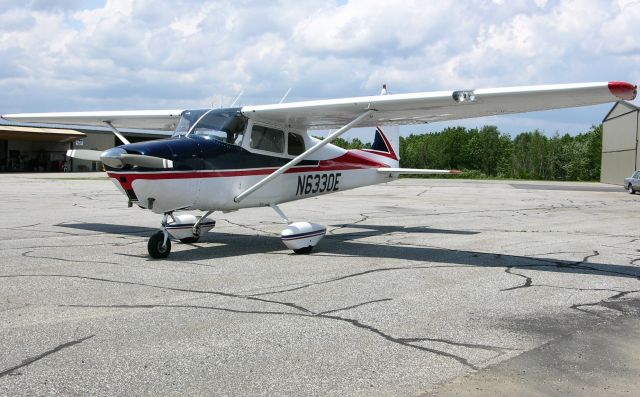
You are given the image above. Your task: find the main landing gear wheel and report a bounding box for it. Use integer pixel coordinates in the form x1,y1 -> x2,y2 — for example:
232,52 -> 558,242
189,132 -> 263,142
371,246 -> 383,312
180,224 -> 201,244
148,231 -> 171,259
293,246 -> 314,254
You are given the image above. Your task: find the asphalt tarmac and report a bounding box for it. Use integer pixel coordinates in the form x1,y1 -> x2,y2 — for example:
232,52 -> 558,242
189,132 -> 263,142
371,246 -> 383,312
1,173 -> 639,396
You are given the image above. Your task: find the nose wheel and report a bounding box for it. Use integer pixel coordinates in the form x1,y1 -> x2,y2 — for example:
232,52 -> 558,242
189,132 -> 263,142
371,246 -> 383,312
148,230 -> 171,259
148,212 -> 173,259
147,211 -> 216,258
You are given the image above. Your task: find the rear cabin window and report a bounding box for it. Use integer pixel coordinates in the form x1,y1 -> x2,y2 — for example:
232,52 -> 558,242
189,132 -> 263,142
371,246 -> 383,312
250,125 -> 284,153
288,133 -> 305,155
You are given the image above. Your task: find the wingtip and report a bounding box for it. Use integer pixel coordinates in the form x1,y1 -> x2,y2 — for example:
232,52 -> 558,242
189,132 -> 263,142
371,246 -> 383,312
608,81 -> 637,101
450,169 -> 462,174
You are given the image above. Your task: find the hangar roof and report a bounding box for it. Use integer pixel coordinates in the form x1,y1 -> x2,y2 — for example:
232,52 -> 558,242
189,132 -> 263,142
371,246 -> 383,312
0,125 -> 86,143
603,101 -> 639,122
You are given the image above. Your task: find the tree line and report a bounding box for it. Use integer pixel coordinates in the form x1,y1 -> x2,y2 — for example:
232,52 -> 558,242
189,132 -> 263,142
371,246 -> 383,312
330,125 -> 603,181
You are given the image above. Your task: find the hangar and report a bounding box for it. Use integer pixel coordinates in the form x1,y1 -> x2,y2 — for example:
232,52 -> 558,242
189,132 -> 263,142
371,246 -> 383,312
601,101 -> 640,185
0,123 -> 168,172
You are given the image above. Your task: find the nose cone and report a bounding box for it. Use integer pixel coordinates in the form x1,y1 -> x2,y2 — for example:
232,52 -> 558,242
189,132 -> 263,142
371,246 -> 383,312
100,147 -> 126,168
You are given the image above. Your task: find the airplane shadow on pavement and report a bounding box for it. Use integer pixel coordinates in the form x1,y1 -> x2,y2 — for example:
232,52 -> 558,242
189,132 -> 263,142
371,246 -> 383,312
57,222 -> 640,281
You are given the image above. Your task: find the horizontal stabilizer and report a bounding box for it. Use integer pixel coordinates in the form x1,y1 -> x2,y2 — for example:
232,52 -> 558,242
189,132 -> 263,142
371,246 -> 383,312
377,168 -> 462,175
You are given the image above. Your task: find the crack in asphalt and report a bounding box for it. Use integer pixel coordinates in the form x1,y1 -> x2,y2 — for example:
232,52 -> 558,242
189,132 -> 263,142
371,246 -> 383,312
250,248 -> 639,298
500,251 -> 640,296
0,223 -> 42,230
246,264 -> 463,297
493,252 -> 639,318
318,298 -> 392,315
570,300 -> 624,318
0,335 -> 94,378
319,313 -> 480,370
3,213 -> 638,378
21,250 -> 121,266
327,213 -> 370,236
397,337 -> 519,354
500,267 -> 533,291
58,302 -> 480,370
0,240 -> 142,252
0,274 -> 311,314
519,252 -> 640,280
569,290 -> 640,318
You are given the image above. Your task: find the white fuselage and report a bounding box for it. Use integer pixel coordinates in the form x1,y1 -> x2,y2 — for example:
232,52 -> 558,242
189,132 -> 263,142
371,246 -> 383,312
108,143 -> 398,213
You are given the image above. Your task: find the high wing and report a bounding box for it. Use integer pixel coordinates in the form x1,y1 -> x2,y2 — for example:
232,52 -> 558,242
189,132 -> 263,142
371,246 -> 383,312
1,110 -> 184,131
2,82 -> 635,132
241,82 -> 637,129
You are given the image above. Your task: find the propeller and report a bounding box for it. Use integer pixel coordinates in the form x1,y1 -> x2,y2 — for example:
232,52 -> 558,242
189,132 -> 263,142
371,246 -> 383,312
100,148 -> 173,169
119,154 -> 173,169
67,147 -> 173,169
66,149 -> 102,161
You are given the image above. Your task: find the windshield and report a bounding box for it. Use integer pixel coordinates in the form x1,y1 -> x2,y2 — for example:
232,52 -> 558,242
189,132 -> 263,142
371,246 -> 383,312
173,108 -> 246,146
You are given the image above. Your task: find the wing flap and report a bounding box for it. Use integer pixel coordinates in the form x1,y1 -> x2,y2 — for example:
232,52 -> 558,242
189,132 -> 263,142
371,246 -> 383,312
2,110 -> 185,131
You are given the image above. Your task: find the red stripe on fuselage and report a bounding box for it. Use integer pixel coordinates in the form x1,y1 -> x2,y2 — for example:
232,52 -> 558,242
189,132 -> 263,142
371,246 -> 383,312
108,151 -> 388,190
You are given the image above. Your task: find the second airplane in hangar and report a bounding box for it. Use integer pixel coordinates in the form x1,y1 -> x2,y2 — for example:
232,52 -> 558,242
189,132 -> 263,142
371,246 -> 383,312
3,81 -> 636,258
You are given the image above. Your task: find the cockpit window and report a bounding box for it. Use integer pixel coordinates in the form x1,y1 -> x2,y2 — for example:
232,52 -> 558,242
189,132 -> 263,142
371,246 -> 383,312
250,125 -> 284,153
288,132 -> 305,155
173,108 -> 246,146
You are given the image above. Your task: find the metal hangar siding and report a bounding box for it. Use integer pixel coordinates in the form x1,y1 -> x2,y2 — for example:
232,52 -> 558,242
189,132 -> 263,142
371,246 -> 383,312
601,101 -> 640,184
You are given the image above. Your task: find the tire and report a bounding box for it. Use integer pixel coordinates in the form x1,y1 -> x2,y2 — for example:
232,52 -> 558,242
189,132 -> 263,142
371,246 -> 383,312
180,236 -> 200,244
148,231 -> 171,259
628,184 -> 635,194
293,246 -> 313,254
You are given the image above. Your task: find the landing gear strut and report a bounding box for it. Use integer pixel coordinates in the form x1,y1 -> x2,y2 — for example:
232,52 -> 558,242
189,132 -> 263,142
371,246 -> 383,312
147,211 -> 216,259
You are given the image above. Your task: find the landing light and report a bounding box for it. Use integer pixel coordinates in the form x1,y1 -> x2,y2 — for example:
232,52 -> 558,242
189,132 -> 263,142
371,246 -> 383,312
452,90 -> 476,103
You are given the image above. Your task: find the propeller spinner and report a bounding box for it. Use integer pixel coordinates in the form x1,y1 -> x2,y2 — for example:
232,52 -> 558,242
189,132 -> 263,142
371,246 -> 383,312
66,148 -> 173,169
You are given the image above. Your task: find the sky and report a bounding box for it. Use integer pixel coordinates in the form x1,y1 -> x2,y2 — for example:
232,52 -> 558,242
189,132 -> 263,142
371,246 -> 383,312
0,0 -> 639,140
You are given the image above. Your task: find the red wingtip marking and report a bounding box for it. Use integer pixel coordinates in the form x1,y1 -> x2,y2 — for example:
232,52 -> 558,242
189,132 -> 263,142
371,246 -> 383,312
450,169 -> 462,174
608,81 -> 637,101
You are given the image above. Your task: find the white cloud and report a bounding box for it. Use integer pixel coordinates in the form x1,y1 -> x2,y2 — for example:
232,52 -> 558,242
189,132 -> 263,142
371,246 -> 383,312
0,0 -> 638,135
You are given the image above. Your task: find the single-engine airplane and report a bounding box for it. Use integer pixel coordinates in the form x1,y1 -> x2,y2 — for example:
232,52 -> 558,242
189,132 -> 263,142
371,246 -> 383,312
2,81 -> 636,258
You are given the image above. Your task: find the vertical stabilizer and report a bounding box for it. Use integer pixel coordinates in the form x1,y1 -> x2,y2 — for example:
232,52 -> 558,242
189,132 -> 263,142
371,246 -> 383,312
369,126 -> 399,166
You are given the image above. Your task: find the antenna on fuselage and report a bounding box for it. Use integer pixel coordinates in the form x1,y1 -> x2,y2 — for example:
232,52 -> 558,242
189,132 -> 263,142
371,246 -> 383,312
230,90 -> 244,107
279,87 -> 292,104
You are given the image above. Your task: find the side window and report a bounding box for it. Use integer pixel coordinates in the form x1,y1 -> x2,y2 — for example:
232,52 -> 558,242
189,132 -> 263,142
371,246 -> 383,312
250,125 -> 284,153
635,171 -> 640,179
288,133 -> 305,156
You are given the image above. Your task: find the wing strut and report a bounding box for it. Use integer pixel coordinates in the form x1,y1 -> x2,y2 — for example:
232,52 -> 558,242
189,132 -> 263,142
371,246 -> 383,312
234,109 -> 374,203
104,121 -> 131,145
